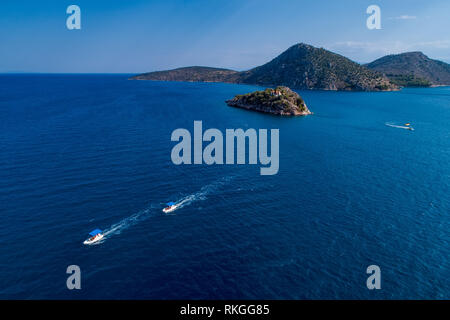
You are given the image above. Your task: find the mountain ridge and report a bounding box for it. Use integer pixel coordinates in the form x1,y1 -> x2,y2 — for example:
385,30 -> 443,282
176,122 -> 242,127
131,66 -> 239,82
130,43 -> 450,91
233,43 -> 396,91
365,51 -> 450,86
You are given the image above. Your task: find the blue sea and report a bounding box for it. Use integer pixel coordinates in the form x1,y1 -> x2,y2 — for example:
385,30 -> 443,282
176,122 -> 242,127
0,74 -> 449,299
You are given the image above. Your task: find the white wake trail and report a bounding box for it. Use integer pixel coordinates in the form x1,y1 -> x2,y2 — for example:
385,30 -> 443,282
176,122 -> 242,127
102,206 -> 157,238
170,175 -> 234,211
87,176 -> 234,245
385,122 -> 414,130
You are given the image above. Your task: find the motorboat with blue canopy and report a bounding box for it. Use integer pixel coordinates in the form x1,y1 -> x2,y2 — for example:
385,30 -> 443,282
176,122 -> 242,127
163,202 -> 179,213
84,228 -> 104,245
89,229 -> 102,237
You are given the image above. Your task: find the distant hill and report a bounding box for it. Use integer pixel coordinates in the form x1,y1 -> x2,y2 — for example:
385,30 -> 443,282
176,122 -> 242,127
366,52 -> 450,86
130,66 -> 239,82
236,43 -> 396,91
130,43 -> 398,91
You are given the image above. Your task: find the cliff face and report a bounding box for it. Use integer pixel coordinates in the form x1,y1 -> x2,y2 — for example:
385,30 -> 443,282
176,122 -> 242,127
226,86 -> 312,116
366,52 -> 450,86
130,43 -> 398,91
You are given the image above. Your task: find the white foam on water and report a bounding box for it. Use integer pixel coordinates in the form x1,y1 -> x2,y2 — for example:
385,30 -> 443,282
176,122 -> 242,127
102,206 -> 158,238
86,176 -> 234,245
174,175 -> 234,211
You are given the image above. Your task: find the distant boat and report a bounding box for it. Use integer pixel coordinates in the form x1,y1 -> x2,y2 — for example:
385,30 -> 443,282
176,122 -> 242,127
385,122 -> 414,131
83,229 -> 104,245
162,202 -> 179,213
404,123 -> 414,130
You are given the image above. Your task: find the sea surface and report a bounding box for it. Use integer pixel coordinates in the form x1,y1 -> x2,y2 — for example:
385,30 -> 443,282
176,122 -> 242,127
0,74 -> 449,299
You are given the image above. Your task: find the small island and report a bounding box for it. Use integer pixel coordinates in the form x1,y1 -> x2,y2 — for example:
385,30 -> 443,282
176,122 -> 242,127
226,86 -> 312,116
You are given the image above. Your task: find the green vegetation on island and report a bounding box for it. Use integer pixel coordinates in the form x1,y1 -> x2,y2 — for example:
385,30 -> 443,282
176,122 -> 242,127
386,74 -> 432,87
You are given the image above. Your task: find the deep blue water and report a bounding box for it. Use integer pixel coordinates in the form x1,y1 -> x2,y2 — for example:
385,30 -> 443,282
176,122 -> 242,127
0,74 -> 449,299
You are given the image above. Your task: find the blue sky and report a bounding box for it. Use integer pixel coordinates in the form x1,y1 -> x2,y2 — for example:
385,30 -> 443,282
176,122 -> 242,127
0,0 -> 449,73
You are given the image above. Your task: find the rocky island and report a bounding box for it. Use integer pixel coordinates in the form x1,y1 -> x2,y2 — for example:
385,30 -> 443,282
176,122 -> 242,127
226,86 -> 312,116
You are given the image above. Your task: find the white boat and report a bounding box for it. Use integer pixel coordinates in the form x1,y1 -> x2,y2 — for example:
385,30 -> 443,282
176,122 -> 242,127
83,229 -> 104,245
162,202 -> 178,213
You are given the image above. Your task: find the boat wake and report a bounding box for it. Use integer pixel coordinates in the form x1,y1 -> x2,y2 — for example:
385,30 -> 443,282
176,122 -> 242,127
168,175 -> 234,212
84,205 -> 159,246
385,122 -> 414,131
101,205 -> 159,240
87,176 -> 234,245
